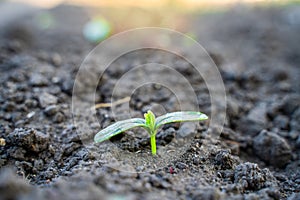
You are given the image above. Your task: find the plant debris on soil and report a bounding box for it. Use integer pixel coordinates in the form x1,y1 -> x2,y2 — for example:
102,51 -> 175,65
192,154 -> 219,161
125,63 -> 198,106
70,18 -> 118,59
0,3 -> 300,200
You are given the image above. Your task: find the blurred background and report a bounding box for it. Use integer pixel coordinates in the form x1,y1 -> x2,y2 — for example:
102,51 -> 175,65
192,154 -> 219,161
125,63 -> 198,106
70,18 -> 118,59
7,0 -> 297,8
1,0 -> 299,48
1,0 -> 299,33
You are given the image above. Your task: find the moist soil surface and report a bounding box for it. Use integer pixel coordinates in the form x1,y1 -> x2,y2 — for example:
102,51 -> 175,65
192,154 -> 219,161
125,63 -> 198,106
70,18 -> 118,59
0,3 -> 300,200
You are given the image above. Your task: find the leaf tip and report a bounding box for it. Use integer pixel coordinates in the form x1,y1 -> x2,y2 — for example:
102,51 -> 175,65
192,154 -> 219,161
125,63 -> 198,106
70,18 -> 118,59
94,134 -> 101,143
201,113 -> 209,120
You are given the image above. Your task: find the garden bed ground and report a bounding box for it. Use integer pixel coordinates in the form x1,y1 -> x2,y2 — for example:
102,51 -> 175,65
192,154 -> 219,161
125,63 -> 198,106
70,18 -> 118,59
0,3 -> 299,200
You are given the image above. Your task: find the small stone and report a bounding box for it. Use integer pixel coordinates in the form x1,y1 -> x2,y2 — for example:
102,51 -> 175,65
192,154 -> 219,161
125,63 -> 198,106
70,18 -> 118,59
136,166 -> 144,172
253,130 -> 292,168
38,92 -> 57,108
51,76 -> 61,84
236,101 -> 268,137
26,111 -> 35,119
30,73 -> 48,86
247,102 -> 268,124
24,99 -> 38,108
54,112 -> 64,123
278,82 -> 291,91
178,122 -> 196,138
48,86 -> 61,95
44,105 -> 58,116
176,162 -> 188,170
0,138 -> 6,146
61,80 -> 74,95
51,53 -> 62,66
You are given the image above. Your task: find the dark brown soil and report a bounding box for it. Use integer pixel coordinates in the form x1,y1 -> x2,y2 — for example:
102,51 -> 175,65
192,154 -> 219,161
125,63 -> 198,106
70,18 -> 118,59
0,3 -> 299,200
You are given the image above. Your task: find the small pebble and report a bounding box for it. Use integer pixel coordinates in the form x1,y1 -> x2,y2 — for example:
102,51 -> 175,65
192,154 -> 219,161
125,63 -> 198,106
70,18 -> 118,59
176,162 -> 188,170
26,111 -> 35,119
30,73 -> 48,87
44,105 -> 58,116
38,92 -> 57,108
0,138 -> 6,146
54,112 -> 64,123
24,99 -> 38,108
51,53 -> 62,66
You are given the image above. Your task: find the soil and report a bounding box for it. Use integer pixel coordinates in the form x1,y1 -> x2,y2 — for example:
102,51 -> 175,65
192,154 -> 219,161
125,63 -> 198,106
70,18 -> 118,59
0,3 -> 300,200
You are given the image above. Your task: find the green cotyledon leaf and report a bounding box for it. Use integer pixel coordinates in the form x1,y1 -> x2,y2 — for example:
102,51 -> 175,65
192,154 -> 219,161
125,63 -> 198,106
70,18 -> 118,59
94,118 -> 147,143
155,111 -> 208,129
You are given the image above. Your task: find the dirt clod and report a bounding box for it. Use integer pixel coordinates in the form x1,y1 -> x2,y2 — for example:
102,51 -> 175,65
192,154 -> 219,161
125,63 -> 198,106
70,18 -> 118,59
253,130 -> 292,168
214,150 -> 239,170
8,128 -> 49,153
234,162 -> 278,191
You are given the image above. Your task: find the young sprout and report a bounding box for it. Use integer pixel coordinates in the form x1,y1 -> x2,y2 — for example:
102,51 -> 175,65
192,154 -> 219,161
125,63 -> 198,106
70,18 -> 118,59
94,110 -> 208,155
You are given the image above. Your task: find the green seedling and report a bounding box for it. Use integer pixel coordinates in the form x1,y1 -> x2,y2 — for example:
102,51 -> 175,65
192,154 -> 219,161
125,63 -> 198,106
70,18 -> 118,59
94,110 -> 208,155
